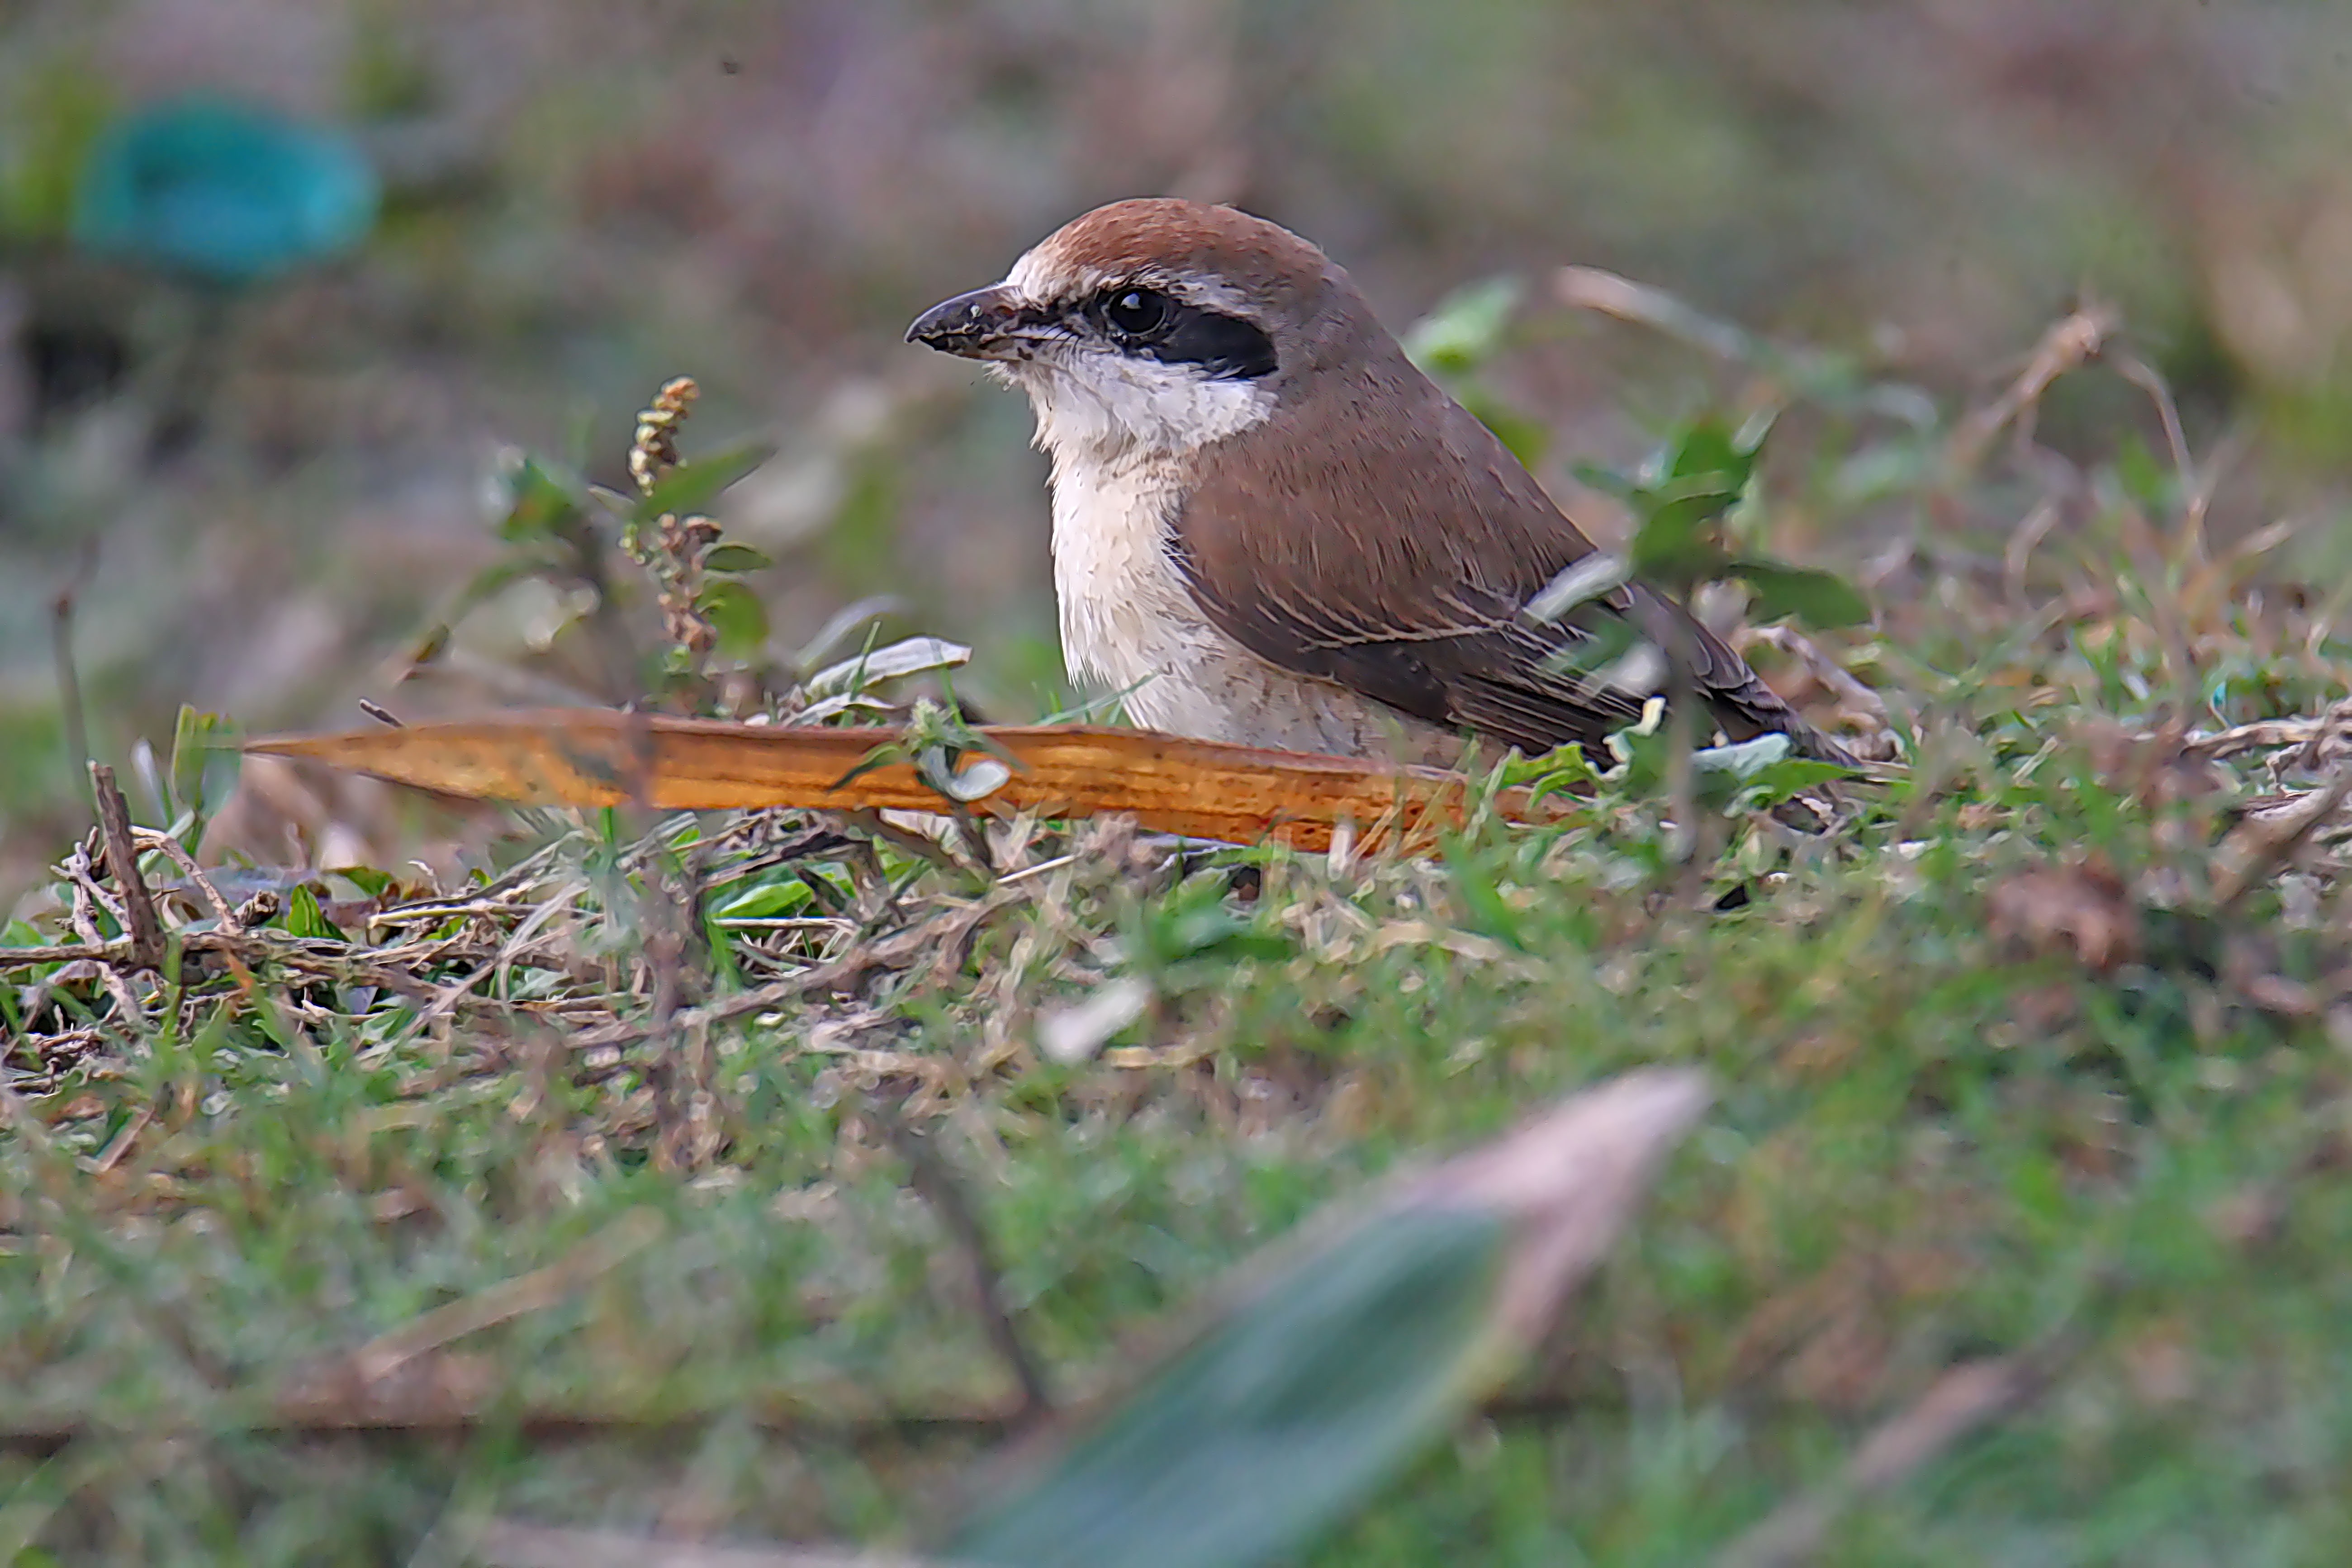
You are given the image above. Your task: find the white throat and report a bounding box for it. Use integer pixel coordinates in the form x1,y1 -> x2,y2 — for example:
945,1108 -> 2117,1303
1005,353 -> 1274,468
1013,368 -> 1458,765
994,332 -> 1277,713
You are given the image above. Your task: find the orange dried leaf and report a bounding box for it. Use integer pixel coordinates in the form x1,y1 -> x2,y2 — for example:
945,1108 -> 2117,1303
246,711 -> 1573,851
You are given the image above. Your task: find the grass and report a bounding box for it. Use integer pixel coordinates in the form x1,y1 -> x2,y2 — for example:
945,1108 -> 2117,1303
5,331 -> 2352,1567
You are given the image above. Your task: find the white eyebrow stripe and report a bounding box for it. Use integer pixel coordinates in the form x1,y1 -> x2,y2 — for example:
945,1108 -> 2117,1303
1004,250 -> 1267,328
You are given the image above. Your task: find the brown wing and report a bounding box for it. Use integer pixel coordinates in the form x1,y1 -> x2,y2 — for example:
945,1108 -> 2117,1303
1171,337 -> 1852,764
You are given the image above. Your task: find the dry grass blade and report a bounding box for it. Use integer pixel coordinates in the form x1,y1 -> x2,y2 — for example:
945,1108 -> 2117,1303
2212,765 -> 2352,909
1944,303 -> 2119,477
1714,1340 -> 2075,1568
316,1209 -> 662,1393
247,711 -> 1570,850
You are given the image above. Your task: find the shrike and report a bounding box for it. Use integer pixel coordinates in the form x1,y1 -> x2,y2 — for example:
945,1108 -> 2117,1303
909,198 -> 1855,768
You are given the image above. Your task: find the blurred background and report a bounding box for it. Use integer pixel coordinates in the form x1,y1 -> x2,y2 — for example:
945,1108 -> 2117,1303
4,0 -> 2351,891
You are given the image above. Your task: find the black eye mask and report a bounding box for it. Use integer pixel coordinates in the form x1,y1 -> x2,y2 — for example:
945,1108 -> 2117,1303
1084,285 -> 1277,381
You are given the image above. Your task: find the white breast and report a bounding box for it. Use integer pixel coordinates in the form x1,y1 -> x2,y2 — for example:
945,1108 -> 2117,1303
989,292 -> 1456,764
1040,437 -> 1459,765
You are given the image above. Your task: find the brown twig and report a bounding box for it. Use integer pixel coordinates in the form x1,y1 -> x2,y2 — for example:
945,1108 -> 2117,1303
89,763 -> 165,974
565,895 -> 1004,1053
133,827 -> 242,932
877,1105 -> 1053,1427
1944,303 -> 2118,479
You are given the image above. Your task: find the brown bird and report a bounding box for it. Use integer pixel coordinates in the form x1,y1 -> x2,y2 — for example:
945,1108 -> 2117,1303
907,198 -> 1855,768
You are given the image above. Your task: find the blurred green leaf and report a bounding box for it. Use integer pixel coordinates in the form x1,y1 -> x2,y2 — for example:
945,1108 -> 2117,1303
168,706 -> 242,852
1621,417 -> 1771,584
952,1071 -> 1709,1568
700,543 -> 773,575
951,1208 -> 1510,1568
1692,732 -> 1795,778
1664,417 -> 1752,484
1402,276 -> 1523,377
1618,730 -> 1853,803
1570,460 -> 1641,501
1537,616 -> 1647,681
1724,560 -> 1870,629
1627,475 -> 1743,581
495,455 -> 590,542
1444,838 -> 1523,949
1497,743 -> 1604,812
0,66 -> 115,240
1731,753 -> 1856,808
633,439 -> 777,526
409,556 -> 559,666
1460,389 -> 1550,467
695,580 -> 769,659
2112,431 -> 2178,514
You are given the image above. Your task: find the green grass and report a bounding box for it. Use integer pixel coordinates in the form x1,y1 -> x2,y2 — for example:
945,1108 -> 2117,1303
10,678 -> 2352,1563
8,351 -> 2352,1564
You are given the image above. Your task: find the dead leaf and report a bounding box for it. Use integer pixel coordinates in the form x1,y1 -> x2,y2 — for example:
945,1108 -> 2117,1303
1986,858 -> 2141,972
248,712 -> 1577,851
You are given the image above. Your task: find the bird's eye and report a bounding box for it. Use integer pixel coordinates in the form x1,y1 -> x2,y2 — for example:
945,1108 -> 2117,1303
1100,286 -> 1173,340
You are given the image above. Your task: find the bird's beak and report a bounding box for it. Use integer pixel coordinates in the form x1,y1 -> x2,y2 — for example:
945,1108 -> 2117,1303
905,284 -> 1043,359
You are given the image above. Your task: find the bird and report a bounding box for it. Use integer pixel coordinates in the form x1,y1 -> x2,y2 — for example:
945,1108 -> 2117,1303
906,198 -> 1856,770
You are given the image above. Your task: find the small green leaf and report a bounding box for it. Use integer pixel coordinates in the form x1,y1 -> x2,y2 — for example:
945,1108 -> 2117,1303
699,542 -> 773,574
695,579 -> 770,658
804,636 -> 973,699
634,438 -> 777,526
280,885 -> 344,941
1725,560 -> 1870,629
333,866 -> 398,899
714,876 -> 819,920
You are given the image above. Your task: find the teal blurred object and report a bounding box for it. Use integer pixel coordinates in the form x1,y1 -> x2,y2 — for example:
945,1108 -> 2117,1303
71,96 -> 378,282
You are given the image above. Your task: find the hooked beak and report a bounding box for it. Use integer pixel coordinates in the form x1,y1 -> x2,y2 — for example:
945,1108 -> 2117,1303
905,284 -> 1044,359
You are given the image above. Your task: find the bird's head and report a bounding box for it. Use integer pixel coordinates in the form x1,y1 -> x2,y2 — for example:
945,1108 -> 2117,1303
906,199 -> 1386,465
